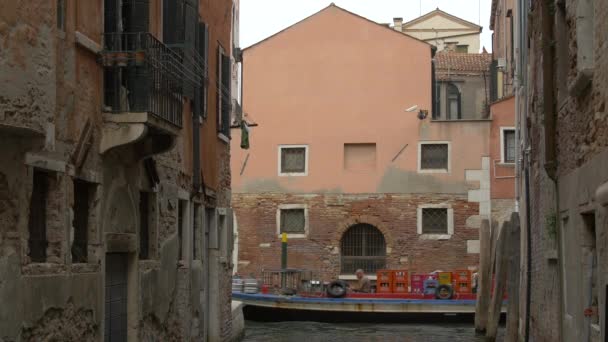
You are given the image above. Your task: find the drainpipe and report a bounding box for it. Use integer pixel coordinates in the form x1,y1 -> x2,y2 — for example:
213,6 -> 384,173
541,0 -> 556,181
193,110 -> 201,191
431,46 -> 437,119
540,1 -> 564,341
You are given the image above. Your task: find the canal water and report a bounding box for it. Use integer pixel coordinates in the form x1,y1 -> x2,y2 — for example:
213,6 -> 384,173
243,320 -> 505,341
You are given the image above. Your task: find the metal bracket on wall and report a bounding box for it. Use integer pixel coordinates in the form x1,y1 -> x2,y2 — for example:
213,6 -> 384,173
391,144 -> 408,162
240,153 -> 250,175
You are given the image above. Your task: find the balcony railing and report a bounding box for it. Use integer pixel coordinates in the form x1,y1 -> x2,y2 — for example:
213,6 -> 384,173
101,32 -> 188,127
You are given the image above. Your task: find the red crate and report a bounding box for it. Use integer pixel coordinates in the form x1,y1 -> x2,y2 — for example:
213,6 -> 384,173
393,281 -> 408,293
376,270 -> 393,282
392,270 -> 408,283
376,280 -> 393,293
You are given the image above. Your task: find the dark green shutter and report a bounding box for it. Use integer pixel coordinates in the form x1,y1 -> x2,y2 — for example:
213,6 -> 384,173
183,2 -> 198,98
202,23 -> 209,119
221,54 -> 231,136
124,0 -> 149,33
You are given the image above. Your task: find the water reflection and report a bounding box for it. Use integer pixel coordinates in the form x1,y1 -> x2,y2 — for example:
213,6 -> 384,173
243,320 -> 504,342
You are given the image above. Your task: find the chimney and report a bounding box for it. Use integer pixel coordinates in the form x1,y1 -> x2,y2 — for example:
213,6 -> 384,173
393,17 -> 403,32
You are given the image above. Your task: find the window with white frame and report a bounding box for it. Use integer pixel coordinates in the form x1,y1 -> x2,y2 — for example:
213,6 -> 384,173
418,142 -> 450,172
278,145 -> 308,176
417,204 -> 454,238
276,204 -> 308,238
501,128 -> 516,164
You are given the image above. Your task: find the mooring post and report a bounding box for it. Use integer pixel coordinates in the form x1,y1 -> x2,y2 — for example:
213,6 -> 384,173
505,213 -> 521,342
475,219 -> 492,333
486,219 -> 510,340
281,232 -> 287,288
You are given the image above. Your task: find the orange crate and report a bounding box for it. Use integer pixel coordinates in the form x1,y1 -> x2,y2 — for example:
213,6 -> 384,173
453,270 -> 471,282
393,281 -> 408,293
376,270 -> 393,282
455,282 -> 471,293
376,280 -> 393,293
392,270 -> 408,283
376,270 -> 393,293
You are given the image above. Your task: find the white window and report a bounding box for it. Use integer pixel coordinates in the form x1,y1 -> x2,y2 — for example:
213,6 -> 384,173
278,145 -> 308,176
418,142 -> 451,173
500,127 -> 516,164
276,204 -> 308,238
417,204 -> 454,240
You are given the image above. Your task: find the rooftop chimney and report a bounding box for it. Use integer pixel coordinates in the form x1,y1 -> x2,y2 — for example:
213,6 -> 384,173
393,17 -> 403,32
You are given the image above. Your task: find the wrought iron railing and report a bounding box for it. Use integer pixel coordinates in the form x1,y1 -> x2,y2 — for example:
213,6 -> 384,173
101,32 -> 186,127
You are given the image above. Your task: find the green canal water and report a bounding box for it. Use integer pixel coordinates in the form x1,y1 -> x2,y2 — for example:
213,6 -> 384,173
243,320 -> 505,341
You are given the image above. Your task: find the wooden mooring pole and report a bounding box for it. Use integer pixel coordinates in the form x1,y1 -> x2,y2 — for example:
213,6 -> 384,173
486,219 -> 510,340
505,213 -> 521,342
475,219 -> 492,333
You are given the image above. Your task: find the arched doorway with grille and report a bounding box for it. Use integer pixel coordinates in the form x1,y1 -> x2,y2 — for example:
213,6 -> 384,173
340,223 -> 386,274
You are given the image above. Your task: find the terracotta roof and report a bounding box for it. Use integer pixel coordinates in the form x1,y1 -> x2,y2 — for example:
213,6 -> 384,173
434,52 -> 492,74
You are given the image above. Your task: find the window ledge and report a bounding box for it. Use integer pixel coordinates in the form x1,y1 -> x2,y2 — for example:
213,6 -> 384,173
278,172 -> 308,177
497,162 -> 515,167
339,275 -> 377,281
217,133 -> 230,144
277,233 -> 307,239
568,68 -> 593,98
418,169 -> 449,174
419,234 -> 452,240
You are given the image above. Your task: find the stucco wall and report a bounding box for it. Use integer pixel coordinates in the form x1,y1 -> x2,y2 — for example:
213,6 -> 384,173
233,6 -> 490,196
489,96 -> 515,199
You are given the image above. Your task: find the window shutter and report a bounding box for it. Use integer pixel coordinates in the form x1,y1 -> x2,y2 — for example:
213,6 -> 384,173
202,23 -> 209,119
163,0 -> 184,44
457,91 -> 462,119
125,0 -> 150,33
183,2 -> 198,98
104,0 -> 118,34
221,54 -> 231,136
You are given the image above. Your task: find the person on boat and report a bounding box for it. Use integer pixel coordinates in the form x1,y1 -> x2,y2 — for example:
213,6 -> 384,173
350,269 -> 371,293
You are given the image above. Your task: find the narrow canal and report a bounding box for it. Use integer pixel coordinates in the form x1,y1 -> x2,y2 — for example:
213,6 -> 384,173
243,321 -> 505,341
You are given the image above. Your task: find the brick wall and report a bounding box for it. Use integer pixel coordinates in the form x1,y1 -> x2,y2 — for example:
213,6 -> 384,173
234,193 -> 480,280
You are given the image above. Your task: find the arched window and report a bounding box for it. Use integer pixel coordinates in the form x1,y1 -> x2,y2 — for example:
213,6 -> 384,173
447,83 -> 461,120
340,224 -> 386,274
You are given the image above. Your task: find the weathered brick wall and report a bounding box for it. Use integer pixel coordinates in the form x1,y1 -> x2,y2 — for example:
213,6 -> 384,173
521,0 -> 608,340
234,193 -> 480,281
556,0 -> 608,175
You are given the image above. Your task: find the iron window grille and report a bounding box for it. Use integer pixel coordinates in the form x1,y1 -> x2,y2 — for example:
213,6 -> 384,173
420,143 -> 449,170
28,170 -> 49,263
503,129 -> 516,163
280,147 -> 307,174
280,209 -> 306,234
340,224 -> 386,274
422,208 -> 448,234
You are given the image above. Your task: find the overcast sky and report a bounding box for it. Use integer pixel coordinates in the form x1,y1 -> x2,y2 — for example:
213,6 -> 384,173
240,0 -> 493,52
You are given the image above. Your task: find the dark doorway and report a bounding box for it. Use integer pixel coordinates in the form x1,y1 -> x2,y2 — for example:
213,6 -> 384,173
105,253 -> 128,342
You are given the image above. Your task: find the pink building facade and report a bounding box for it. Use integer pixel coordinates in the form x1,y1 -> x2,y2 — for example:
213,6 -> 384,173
231,5 -> 500,281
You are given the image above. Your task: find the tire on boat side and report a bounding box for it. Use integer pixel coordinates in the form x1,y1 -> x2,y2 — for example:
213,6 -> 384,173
326,280 -> 348,298
435,284 -> 454,300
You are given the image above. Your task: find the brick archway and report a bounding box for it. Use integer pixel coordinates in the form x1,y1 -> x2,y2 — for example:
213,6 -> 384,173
333,215 -> 394,254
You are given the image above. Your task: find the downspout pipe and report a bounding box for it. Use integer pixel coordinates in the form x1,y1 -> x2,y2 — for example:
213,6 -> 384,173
541,0 -> 557,181
431,46 -> 437,119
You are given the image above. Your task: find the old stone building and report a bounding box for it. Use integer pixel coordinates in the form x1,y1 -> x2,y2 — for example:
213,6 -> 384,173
391,8 -> 483,53
0,0 -> 239,341
511,0 -> 608,340
230,4 -> 499,283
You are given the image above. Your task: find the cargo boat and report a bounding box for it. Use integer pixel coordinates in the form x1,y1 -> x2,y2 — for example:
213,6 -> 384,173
233,292 -> 494,323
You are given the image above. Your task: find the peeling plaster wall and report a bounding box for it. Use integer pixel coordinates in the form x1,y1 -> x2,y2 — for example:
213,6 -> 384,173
0,1 -> 234,341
